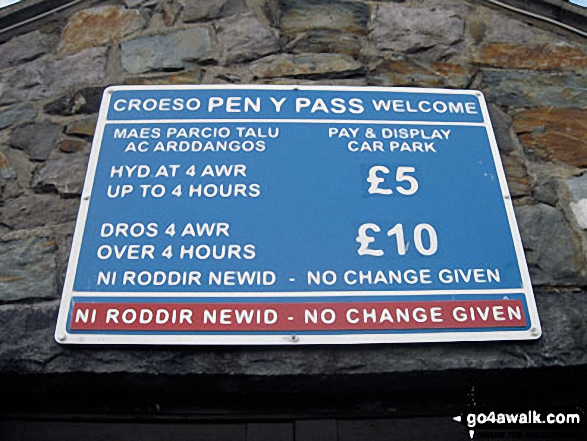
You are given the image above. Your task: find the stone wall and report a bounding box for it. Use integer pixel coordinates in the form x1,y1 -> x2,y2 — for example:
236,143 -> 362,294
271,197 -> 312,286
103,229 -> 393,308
0,0 -> 586,401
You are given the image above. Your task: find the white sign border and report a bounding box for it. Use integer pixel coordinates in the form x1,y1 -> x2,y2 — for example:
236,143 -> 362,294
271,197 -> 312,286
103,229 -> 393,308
54,85 -> 541,345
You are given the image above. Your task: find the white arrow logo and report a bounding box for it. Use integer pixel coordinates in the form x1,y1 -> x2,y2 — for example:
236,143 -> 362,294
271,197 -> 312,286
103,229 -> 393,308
452,416 -> 474,438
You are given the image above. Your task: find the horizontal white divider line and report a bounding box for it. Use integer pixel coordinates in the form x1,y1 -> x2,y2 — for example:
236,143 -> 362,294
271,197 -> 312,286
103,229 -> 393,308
104,119 -> 486,126
71,289 -> 526,298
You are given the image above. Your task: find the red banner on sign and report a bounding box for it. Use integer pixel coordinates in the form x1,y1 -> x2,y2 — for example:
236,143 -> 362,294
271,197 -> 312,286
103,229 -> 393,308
69,299 -> 527,332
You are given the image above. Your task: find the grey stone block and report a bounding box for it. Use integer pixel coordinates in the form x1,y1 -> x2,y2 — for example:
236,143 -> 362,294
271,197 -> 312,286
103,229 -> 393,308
216,12 -> 279,65
481,8 -> 556,44
182,0 -> 248,22
287,31 -> 363,57
0,48 -> 108,106
250,53 -> 364,79
281,0 -> 369,36
0,148 -> 35,200
515,203 -> 582,286
182,0 -> 228,21
372,4 -> 464,59
482,70 -> 587,108
487,104 -> 515,154
0,194 -> 80,230
121,27 -> 213,74
0,237 -> 57,302
0,104 -> 36,130
10,121 -> 62,161
32,152 -> 89,196
0,31 -> 58,69
532,178 -> 559,207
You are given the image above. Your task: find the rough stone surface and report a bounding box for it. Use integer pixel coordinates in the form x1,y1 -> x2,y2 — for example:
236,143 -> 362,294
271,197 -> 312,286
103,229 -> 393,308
58,5 -> 146,54
0,194 -> 80,230
121,27 -> 212,74
58,138 -> 88,153
532,178 -> 559,207
9,121 -> 62,161
44,87 -> 105,116
149,11 -> 171,29
566,174 -> 587,229
515,203 -> 582,286
250,53 -> 363,79
182,0 -> 228,21
0,104 -> 36,130
513,108 -> 587,167
65,116 -> 97,138
372,4 -> 464,59
473,8 -> 553,44
482,70 -> 587,108
501,154 -> 530,197
0,238 -> 57,302
196,64 -> 255,84
160,1 -> 182,26
411,0 -> 471,12
369,59 -> 471,88
287,31 -> 363,57
32,152 -> 89,196
0,31 -> 58,69
216,13 -> 279,65
0,48 -> 108,106
473,43 -> 587,71
0,151 -> 16,195
0,148 -> 35,200
281,0 -> 369,36
488,104 -> 515,154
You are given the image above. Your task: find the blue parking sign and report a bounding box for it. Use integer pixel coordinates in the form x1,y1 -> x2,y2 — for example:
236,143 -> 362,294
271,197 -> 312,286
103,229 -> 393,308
55,85 -> 540,345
